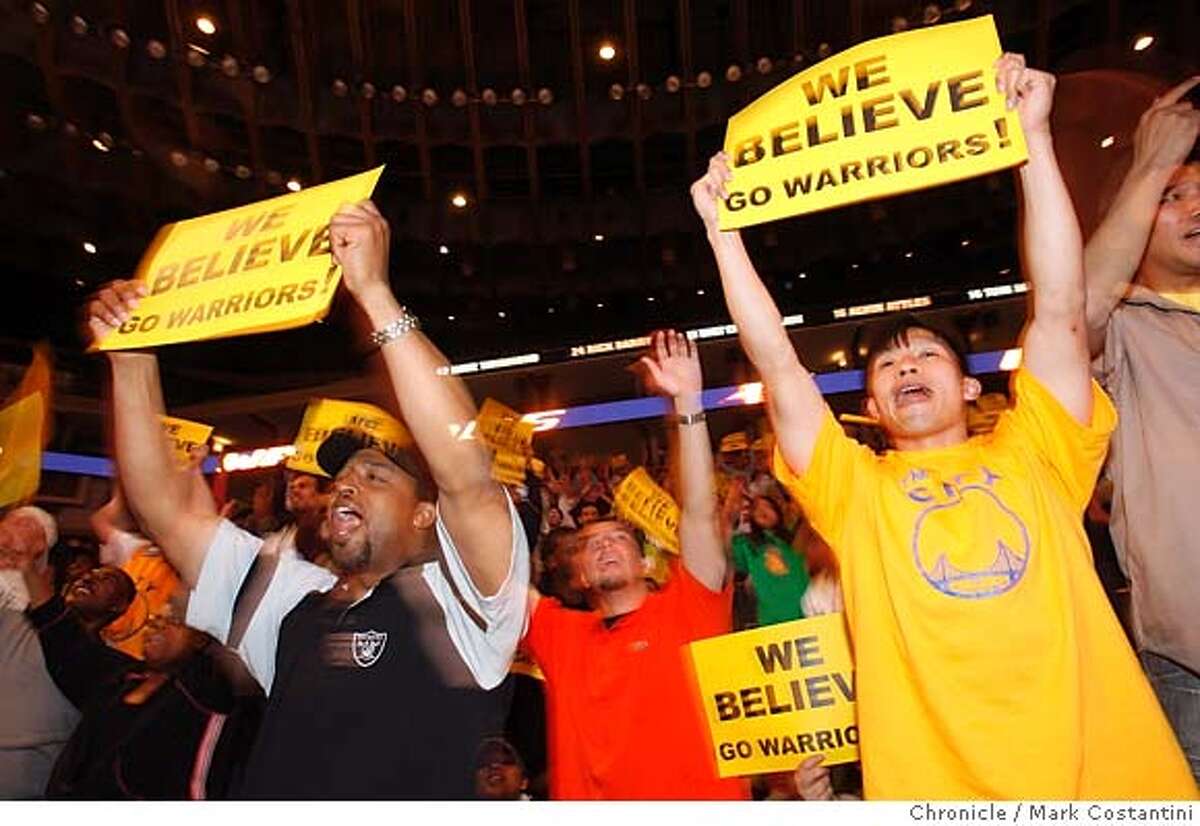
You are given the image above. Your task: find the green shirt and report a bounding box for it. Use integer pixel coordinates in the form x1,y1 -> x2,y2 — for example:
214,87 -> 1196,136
731,530 -> 809,626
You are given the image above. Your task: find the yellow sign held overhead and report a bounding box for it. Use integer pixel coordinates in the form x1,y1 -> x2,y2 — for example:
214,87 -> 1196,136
0,345 -> 53,509
288,397 -> 411,477
159,415 -> 213,467
475,398 -> 535,456
95,167 -> 385,350
718,16 -> 1026,229
687,613 -> 859,778
613,467 -> 680,555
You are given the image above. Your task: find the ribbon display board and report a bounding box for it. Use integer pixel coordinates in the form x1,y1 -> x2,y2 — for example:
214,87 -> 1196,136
613,467 -> 680,555
288,397 -> 410,477
687,614 -> 858,777
159,415 -> 213,467
719,16 -> 1027,229
96,167 -> 384,350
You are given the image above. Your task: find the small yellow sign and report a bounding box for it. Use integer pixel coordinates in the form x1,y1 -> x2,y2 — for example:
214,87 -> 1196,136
0,393 -> 44,509
491,447 -> 528,487
687,614 -> 859,778
95,167 -> 385,350
475,398 -> 535,455
159,415 -> 213,467
613,467 -> 680,555
288,397 -> 411,477
719,16 -> 1026,229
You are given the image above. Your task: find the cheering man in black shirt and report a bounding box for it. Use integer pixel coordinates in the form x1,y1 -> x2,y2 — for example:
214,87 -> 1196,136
86,200 -> 528,799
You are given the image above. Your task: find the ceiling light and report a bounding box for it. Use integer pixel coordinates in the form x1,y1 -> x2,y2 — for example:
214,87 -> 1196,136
725,64 -> 742,83
511,88 -> 526,106
234,164 -> 251,179
537,87 -> 553,105
91,136 -> 112,152
596,302 -> 605,309
548,307 -> 556,314
204,157 -> 221,173
696,288 -> 705,296
452,89 -> 468,107
147,40 -> 167,59
961,238 -> 971,247
286,178 -> 302,192
609,84 -> 624,101
253,65 -> 271,84
391,84 -> 408,103
450,192 -> 468,209
69,15 -> 87,36
1099,135 -> 1115,149
74,278 -> 85,287
593,234 -> 604,241
665,75 -> 681,93
422,88 -> 438,107
904,251 -> 914,259
696,71 -> 712,89
438,244 -> 449,255
110,28 -> 130,49
497,311 -> 506,318
82,241 -> 97,254
799,272 -> 807,278
447,315 -> 455,321
1133,34 -> 1154,52
647,296 -> 655,302
195,15 -> 216,36
598,43 -> 616,61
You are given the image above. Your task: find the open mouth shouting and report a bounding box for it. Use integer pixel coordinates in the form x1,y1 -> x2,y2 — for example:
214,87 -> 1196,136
893,381 -> 933,409
329,499 -> 364,541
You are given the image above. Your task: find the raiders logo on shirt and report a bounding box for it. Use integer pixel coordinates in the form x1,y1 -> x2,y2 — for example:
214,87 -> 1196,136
352,630 -> 388,667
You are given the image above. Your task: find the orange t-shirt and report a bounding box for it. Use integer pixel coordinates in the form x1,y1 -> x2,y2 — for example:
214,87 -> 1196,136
524,564 -> 749,800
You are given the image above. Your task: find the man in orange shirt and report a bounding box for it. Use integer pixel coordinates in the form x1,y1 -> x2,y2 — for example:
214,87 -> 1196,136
523,330 -> 748,800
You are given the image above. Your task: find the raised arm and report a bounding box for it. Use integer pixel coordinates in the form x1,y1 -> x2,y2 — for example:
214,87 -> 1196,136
330,202 -> 513,595
691,155 -> 828,475
1084,77 -> 1200,354
86,283 -> 220,587
998,55 -> 1092,424
639,330 -> 726,590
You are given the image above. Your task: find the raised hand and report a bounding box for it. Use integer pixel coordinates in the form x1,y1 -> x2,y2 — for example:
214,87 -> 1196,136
1132,76 -> 1200,176
690,152 -> 733,231
84,279 -> 147,349
638,329 -> 702,400
329,200 -> 391,302
994,53 -> 1055,138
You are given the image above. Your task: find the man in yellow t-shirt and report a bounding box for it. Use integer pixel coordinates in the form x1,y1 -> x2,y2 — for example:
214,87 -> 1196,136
690,55 -> 1197,798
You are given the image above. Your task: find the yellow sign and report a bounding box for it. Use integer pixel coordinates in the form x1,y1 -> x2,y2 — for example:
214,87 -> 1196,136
95,167 -> 385,350
613,467 -> 680,555
718,16 -> 1026,229
0,345 -> 53,509
159,415 -> 212,467
491,447 -> 528,487
288,397 -> 411,477
475,399 -> 535,455
687,614 -> 858,778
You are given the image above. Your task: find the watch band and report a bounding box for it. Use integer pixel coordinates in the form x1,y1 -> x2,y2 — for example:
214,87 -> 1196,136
673,411 -> 707,426
370,310 -> 421,347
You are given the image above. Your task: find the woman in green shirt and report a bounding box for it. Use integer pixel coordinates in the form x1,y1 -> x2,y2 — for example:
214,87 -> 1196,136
731,495 -> 810,627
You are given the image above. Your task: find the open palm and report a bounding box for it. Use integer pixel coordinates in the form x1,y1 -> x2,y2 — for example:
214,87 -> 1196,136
639,329 -> 702,399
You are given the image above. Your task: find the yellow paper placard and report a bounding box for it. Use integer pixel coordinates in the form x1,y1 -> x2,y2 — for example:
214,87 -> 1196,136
687,614 -> 859,778
612,467 -> 680,555
0,393 -> 44,509
491,447 -> 528,487
719,16 -> 1027,229
287,397 -> 411,477
475,398 -> 535,455
159,415 -> 213,467
95,167 -> 385,350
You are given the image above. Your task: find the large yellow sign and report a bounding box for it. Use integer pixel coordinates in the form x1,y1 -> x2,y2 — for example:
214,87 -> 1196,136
613,467 -> 680,555
159,415 -> 213,467
719,16 -> 1026,229
687,614 -> 858,778
95,167 -> 385,350
287,397 -> 411,477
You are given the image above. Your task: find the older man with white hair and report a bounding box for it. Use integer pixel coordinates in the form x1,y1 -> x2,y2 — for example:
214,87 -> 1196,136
0,505 -> 79,799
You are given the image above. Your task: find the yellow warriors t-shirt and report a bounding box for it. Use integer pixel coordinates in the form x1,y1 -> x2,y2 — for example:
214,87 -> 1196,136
773,368 -> 1197,799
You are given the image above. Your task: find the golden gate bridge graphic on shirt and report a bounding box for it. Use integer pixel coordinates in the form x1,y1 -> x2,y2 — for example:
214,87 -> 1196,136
910,479 -> 1031,600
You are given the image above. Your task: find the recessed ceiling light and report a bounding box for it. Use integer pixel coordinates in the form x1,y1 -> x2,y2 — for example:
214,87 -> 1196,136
1099,135 -> 1115,149
593,233 -> 604,241
82,242 -> 97,254
195,15 -> 216,35
1132,34 -> 1154,52
497,311 -> 506,318
450,192 -> 468,209
598,42 -> 616,61
447,315 -> 455,321
438,244 -> 449,255
286,178 -> 302,192
696,288 -> 705,296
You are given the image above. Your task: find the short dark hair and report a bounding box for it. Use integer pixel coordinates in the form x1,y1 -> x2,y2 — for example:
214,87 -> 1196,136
863,314 -> 969,388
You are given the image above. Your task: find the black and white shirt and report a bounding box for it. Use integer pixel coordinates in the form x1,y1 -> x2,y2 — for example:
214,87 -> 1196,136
186,496 -> 529,799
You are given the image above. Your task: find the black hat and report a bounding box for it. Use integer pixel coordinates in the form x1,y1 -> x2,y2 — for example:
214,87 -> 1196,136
315,427 -> 436,501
